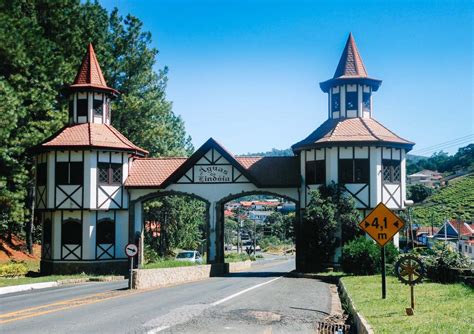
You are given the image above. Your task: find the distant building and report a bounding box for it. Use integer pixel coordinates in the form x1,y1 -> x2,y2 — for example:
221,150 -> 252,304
432,220 -> 474,260
278,202 -> 296,214
407,169 -> 443,188
248,211 -> 274,223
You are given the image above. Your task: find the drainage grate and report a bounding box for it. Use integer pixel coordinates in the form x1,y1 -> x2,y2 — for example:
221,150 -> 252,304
315,321 -> 350,334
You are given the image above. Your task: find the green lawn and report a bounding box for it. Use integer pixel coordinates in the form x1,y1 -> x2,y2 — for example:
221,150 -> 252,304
341,275 -> 474,333
142,260 -> 198,269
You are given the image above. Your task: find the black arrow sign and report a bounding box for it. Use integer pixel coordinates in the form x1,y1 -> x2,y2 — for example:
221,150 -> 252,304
365,221 -> 370,228
393,221 -> 399,228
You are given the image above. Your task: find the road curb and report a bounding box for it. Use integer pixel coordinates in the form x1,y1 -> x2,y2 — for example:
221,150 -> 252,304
338,279 -> 374,334
0,281 -> 59,295
0,276 -> 125,295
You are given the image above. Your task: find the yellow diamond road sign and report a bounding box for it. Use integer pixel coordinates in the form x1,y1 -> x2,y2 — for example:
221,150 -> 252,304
359,202 -> 405,247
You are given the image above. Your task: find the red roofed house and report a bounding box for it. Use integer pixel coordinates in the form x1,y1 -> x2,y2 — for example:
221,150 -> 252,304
32,35 -> 414,274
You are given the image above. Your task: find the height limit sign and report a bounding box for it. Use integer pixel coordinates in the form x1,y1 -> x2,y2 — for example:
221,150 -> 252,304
359,202 -> 405,299
359,202 -> 404,247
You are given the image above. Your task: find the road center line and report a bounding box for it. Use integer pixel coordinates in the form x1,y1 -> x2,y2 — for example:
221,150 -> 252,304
211,276 -> 282,306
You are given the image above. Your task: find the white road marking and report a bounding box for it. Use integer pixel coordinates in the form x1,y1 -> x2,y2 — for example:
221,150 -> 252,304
211,276 -> 282,306
146,276 -> 283,333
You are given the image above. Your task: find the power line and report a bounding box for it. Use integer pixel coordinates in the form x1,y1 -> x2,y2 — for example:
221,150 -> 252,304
411,134 -> 474,155
411,134 -> 473,152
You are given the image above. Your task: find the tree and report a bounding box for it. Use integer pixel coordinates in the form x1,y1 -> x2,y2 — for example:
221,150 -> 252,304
407,184 -> 433,203
301,183 -> 361,272
0,1 -> 193,248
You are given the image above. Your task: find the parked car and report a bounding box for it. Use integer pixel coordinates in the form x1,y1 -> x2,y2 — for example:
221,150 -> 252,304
175,250 -> 203,264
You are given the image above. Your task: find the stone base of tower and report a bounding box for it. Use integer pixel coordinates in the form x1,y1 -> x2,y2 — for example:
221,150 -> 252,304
40,259 -> 129,276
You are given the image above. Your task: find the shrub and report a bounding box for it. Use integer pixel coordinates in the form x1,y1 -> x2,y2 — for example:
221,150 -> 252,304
342,237 -> 399,275
422,243 -> 471,283
224,252 -> 254,263
0,261 -> 28,277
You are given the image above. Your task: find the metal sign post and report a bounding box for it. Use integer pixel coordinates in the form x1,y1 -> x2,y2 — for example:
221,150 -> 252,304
359,202 -> 405,299
125,243 -> 138,289
381,246 -> 386,299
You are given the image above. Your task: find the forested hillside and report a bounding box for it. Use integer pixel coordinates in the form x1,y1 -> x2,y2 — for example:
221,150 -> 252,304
413,174 -> 474,225
0,1 -> 192,241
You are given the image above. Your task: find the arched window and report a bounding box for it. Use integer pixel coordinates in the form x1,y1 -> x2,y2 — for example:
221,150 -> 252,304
61,219 -> 82,260
97,219 -> 115,244
62,219 -> 82,245
96,219 -> 115,259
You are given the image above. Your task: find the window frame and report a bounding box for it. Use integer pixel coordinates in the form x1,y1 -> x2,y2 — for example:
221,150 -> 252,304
98,163 -> 122,185
339,158 -> 369,184
346,91 -> 358,110
61,219 -> 82,245
55,161 -> 84,185
382,159 -> 401,184
305,160 -> 326,185
93,98 -> 103,116
96,218 -> 115,245
363,92 -> 371,112
76,98 -> 88,117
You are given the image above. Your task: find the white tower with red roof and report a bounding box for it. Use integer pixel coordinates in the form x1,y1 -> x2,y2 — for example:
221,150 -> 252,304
32,44 -> 147,274
292,34 -> 414,256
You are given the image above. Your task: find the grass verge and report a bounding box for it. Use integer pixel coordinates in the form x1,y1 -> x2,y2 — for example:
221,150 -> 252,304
341,275 -> 473,333
0,273 -> 92,287
142,260 -> 198,269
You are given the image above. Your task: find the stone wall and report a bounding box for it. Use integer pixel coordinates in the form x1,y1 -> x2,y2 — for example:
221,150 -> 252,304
131,261 -> 252,289
226,260 -> 252,272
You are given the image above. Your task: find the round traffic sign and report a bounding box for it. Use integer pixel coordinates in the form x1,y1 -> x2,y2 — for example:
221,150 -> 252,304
125,243 -> 138,257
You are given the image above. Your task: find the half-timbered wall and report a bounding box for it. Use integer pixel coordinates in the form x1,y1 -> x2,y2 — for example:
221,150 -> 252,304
299,146 -> 407,211
329,84 -> 372,119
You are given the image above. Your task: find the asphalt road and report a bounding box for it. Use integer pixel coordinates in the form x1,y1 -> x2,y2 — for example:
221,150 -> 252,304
1,258 -> 332,333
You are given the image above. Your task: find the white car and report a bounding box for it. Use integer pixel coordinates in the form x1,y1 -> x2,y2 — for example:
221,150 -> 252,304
175,251 -> 203,264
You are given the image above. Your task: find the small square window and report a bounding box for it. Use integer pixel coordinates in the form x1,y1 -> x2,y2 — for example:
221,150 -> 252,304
346,92 -> 358,110
306,160 -> 326,184
354,159 -> 369,183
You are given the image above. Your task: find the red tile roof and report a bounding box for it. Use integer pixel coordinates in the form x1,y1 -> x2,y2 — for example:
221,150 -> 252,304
320,34 -> 382,92
236,156 -> 300,187
125,158 -> 187,187
292,117 -> 414,151
125,155 -> 300,188
69,44 -> 118,95
32,123 -> 148,155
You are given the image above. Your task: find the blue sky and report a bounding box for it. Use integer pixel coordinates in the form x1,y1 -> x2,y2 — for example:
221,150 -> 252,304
101,0 -> 473,156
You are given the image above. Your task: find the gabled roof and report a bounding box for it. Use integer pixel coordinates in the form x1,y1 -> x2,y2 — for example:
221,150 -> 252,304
31,123 -> 148,155
69,43 -> 118,95
434,220 -> 474,238
125,138 -> 300,188
292,117 -> 414,151
320,34 -> 382,92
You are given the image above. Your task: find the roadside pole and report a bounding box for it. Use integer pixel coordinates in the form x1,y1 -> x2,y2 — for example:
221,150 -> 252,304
125,243 -> 138,290
381,246 -> 386,299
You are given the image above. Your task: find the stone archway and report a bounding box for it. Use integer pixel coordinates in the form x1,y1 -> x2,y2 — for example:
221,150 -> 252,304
215,190 -> 301,267
129,190 -> 211,266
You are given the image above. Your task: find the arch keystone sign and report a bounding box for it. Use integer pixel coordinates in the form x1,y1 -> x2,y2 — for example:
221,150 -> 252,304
359,202 -> 404,247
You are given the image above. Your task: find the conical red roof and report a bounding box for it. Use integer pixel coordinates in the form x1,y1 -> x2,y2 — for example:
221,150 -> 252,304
69,43 -> 118,95
333,33 -> 368,78
320,34 -> 382,92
